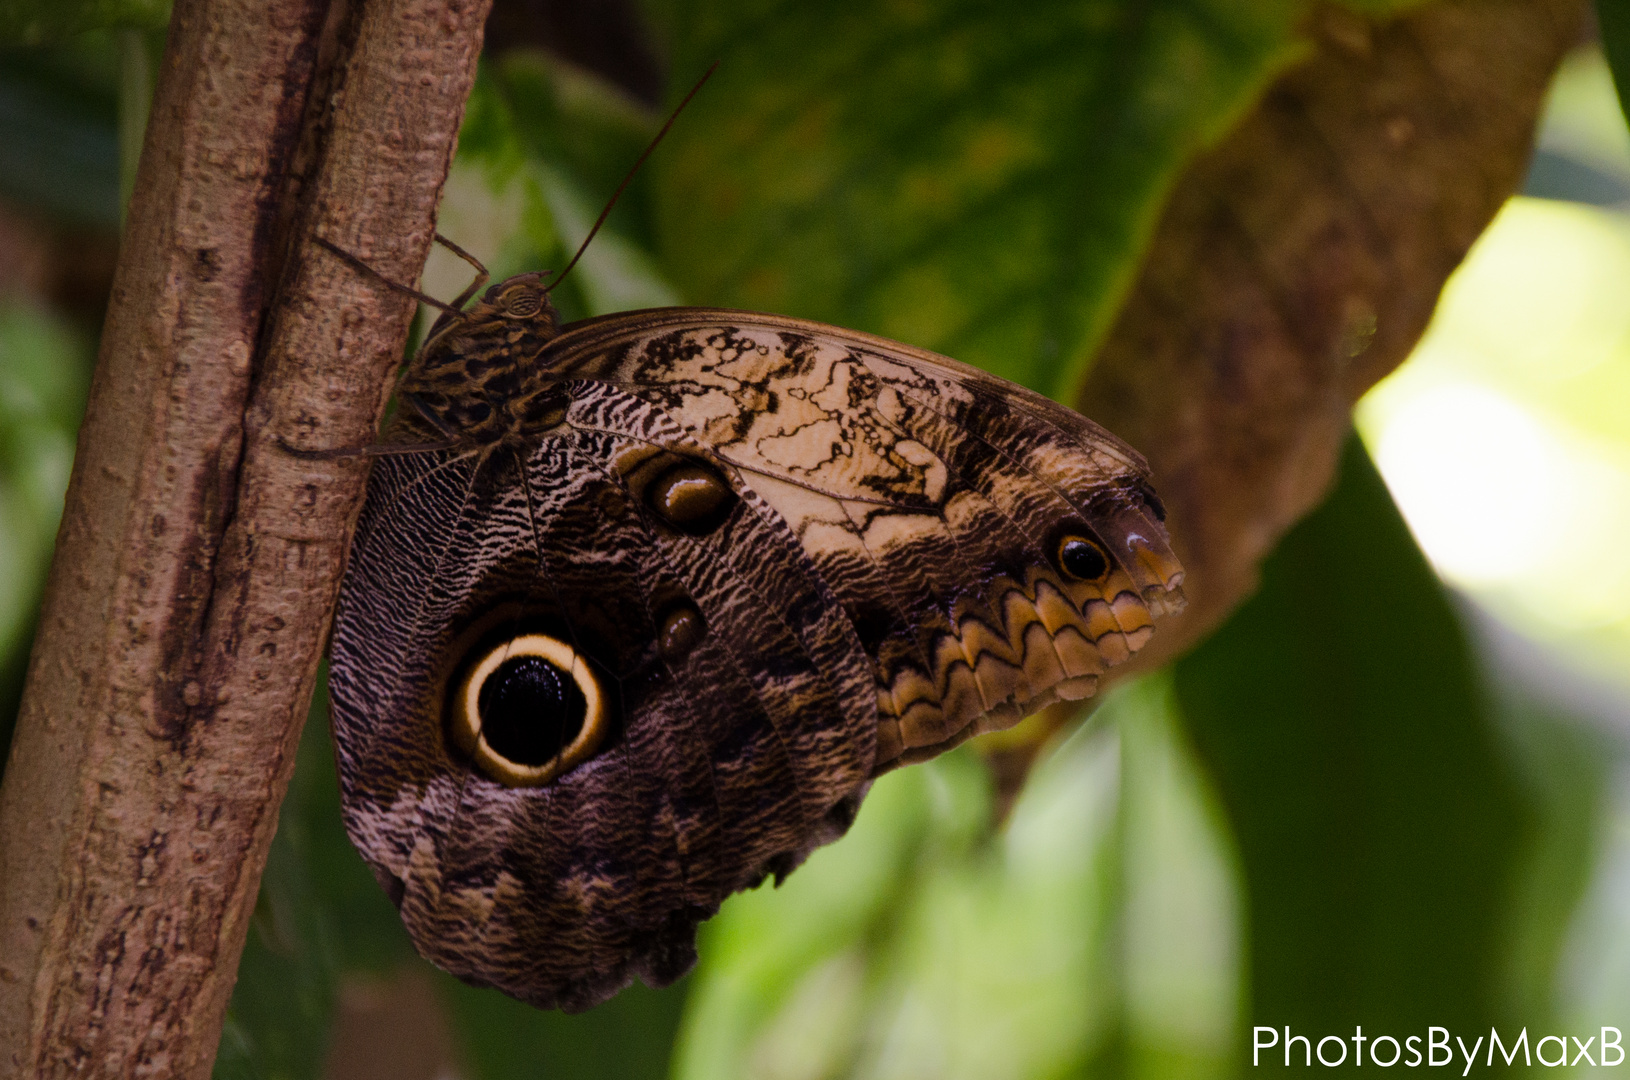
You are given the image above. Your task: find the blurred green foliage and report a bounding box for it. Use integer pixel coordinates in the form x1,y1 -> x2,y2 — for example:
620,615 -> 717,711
1178,440 -> 1526,1042
0,1 -> 1626,1078
0,0 -> 169,49
1600,0 -> 1630,128
674,674 -> 1244,1080
0,301 -> 93,758
0,34 -> 121,226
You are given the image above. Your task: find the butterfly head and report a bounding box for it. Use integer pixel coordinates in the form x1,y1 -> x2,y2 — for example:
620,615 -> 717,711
479,272 -> 558,322
417,271 -> 557,347
452,271 -> 560,337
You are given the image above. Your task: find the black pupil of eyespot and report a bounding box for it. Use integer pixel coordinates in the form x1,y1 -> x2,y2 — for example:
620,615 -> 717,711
1061,537 -> 1108,580
477,655 -> 586,766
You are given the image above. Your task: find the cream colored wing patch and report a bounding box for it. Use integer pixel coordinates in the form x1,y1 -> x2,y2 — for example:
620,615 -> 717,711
548,310 -> 1185,770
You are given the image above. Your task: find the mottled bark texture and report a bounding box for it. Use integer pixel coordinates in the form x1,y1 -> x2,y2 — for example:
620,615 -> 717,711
984,0 -> 1588,796
0,0 -> 491,1074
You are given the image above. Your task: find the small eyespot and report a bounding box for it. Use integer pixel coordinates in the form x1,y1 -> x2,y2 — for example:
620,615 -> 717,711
449,634 -> 606,787
657,601 -> 706,663
647,460 -> 736,535
1057,534 -> 1110,581
597,484 -> 627,520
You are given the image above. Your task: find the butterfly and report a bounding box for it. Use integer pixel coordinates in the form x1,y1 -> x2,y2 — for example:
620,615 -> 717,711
318,70 -> 1183,1014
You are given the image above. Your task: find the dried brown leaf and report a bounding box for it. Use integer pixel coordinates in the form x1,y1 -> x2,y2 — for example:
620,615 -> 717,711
986,0 -> 1588,800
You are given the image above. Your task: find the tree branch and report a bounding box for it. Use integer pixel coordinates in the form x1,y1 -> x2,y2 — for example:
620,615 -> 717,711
0,0 -> 491,1074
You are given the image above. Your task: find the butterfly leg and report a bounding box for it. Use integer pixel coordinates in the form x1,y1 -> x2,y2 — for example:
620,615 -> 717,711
276,435 -> 466,461
312,235 -> 465,318
275,343 -> 469,460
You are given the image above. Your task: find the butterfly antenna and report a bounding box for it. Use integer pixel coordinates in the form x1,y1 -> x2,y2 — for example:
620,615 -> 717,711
544,60 -> 720,295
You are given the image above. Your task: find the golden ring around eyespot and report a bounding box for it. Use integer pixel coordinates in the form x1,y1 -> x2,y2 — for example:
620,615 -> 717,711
449,633 -> 606,787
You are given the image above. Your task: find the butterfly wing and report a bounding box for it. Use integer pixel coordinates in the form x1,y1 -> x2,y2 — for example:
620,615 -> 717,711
328,309 -> 1183,1011
544,309 -> 1186,764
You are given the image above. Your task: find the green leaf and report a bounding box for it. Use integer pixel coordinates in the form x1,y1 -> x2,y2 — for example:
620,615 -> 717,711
436,59 -> 679,323
1493,685 -> 1610,1024
672,758 -> 943,1080
648,0 -> 1425,398
1119,677 -> 1244,1077
1174,437 -> 1529,1037
489,51 -> 662,232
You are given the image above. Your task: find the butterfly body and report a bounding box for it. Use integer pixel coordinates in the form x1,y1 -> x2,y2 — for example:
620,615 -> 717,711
328,274 -> 1184,1010
394,272 -> 565,444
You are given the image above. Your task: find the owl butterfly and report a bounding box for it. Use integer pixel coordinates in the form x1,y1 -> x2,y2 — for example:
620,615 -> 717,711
322,79 -> 1184,1015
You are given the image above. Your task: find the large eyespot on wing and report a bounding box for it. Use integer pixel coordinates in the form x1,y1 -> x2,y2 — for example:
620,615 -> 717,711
446,631 -> 608,787
380,440 -> 700,1012
344,400 -> 879,1013
328,439 -> 666,1011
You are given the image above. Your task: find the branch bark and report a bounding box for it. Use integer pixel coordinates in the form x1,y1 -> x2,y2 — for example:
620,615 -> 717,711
0,0 -> 490,1074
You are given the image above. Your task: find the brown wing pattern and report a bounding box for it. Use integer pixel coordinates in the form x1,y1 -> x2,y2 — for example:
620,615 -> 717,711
546,309 -> 1185,764
328,307 -> 1182,1012
331,383 -> 877,1010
